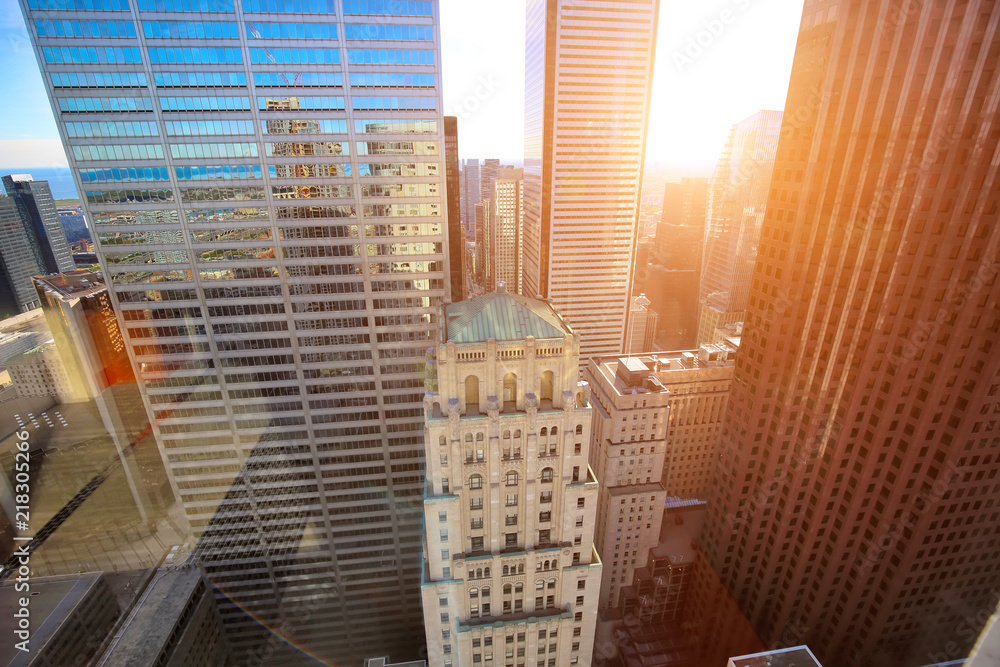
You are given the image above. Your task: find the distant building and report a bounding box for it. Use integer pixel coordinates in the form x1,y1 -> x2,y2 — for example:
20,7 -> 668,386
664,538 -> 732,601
474,201 -> 490,286
0,571 -> 119,667
727,646 -> 823,667
0,196 -> 44,315
479,158 -> 501,205
95,566 -> 231,667
0,330 -> 49,371
698,111 -> 782,345
365,658 -> 427,667
445,117 -> 465,302
2,175 -> 75,275
33,270 -> 134,398
625,295 -> 658,354
486,167 -> 524,293
421,285 -> 603,667
6,341 -> 79,402
461,158 -> 481,228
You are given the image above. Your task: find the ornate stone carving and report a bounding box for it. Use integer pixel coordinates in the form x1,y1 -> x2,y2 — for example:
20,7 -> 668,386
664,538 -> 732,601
524,392 -> 538,431
447,398 -> 461,440
486,395 -> 501,422
423,392 -> 438,427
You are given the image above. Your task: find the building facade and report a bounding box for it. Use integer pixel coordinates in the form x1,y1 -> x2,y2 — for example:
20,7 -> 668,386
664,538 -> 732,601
698,111 -> 781,345
445,116 -> 465,301
523,0 -> 660,361
702,2 -> 1000,666
624,295 -> 657,355
488,167 -> 524,294
421,286 -> 603,667
19,0 -> 447,663
0,196 -> 45,316
461,158 -> 481,229
2,175 -> 76,276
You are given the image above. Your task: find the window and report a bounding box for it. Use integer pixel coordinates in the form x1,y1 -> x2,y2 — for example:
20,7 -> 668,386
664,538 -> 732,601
442,629 -> 451,639
441,549 -> 449,559
440,597 -> 448,606
539,511 -> 551,523
576,596 -> 584,605
440,529 -> 448,542
471,498 -> 483,510
505,533 -> 518,547
442,478 -> 449,494
443,644 -> 451,654
540,491 -> 552,504
471,517 -> 483,529
574,612 -> 583,621
572,552 -> 581,565
470,474 -> 483,490
442,566 -> 451,578
577,498 -> 585,508
538,529 -> 550,544
577,580 -> 586,590
442,613 -> 450,623
471,537 -> 484,551
541,467 -> 554,482
506,493 -> 518,506
506,471 -> 519,486
506,513 -> 518,526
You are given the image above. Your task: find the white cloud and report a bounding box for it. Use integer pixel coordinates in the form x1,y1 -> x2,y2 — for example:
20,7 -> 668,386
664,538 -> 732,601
0,139 -> 69,168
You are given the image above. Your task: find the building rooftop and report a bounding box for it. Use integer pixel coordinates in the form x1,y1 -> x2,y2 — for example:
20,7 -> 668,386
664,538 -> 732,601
443,284 -> 572,343
365,658 -> 427,667
729,646 -> 823,667
33,269 -> 106,300
0,572 -> 106,667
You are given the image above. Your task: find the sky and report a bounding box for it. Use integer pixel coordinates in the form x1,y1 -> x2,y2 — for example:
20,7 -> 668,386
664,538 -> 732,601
0,0 -> 805,172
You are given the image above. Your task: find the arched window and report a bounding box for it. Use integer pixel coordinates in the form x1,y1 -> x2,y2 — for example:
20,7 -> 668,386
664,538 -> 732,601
541,467 -> 554,483
536,561 -> 542,572
484,567 -> 490,578
475,568 -> 482,579
465,374 -> 479,409
465,433 -> 473,443
514,429 -> 521,439
476,432 -> 484,441
439,435 -> 446,446
503,372 -> 517,403
550,426 -> 558,436
517,564 -> 524,574
503,583 -> 512,595
502,565 -> 509,576
551,559 -> 557,570
505,471 -> 519,487
470,474 -> 483,490
540,427 -> 548,437
575,424 -> 583,435
541,370 -> 554,402
503,430 -> 511,439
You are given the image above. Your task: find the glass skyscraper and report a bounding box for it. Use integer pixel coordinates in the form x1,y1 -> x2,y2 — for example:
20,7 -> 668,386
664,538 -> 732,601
18,0 -> 447,663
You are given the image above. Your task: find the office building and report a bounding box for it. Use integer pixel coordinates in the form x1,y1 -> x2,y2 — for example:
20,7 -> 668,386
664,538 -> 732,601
2,175 -> 75,276
0,571 -> 119,667
479,158 -> 501,205
523,0 -> 660,361
461,158 -> 481,228
625,294 -> 657,354
702,2 -> 1000,666
474,201 -> 490,288
95,566 -> 231,667
698,110 -> 781,345
6,341 -> 80,402
636,179 -> 708,351
486,167 -> 524,293
420,285 -> 603,667
0,196 -> 45,315
19,0 -> 446,663
445,116 -> 465,301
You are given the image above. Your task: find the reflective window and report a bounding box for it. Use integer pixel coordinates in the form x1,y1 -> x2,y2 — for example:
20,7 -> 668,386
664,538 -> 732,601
347,49 -> 434,65
241,0 -> 334,13
253,72 -> 342,87
99,230 -> 187,245
65,120 -> 158,137
354,119 -> 437,134
364,222 -> 442,237
59,97 -> 153,113
175,165 -> 263,181
343,23 -> 432,41
271,184 -> 353,199
28,0 -> 129,10
165,119 -> 255,136
262,118 -> 347,134
43,46 -> 142,64
356,141 -> 436,155
351,96 -> 437,110
148,47 -> 242,64
266,141 -> 346,156
35,19 -> 135,38
184,207 -> 270,223
364,203 -> 439,218
274,205 -> 356,220
191,228 -> 274,243
342,0 -> 432,16
358,162 -> 438,177
92,210 -> 180,226
80,167 -> 170,183
170,143 -> 259,159
155,72 -> 247,87
51,71 -> 147,88
142,21 -> 239,38
245,22 -> 335,39
136,0 -> 234,12
360,183 -> 437,198
73,144 -> 165,161
249,48 -> 339,65
109,269 -> 192,284
105,250 -> 189,265
258,96 -> 344,110
160,97 -> 252,111
268,164 -> 351,178
85,188 -> 173,204
180,186 -> 266,201
349,72 -> 435,88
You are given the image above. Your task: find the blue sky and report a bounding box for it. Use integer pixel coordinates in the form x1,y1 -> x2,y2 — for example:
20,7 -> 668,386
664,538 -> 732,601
0,0 -> 804,170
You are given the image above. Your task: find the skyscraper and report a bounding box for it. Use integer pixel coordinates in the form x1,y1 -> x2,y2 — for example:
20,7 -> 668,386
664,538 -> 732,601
479,157 -> 501,205
0,196 -> 45,315
698,110 -> 781,345
19,0 -> 446,663
420,285 -> 603,667
702,2 -> 1000,665
445,116 -> 465,301
523,0 -> 660,361
461,158 -> 481,228
487,166 -> 524,294
2,175 -> 76,275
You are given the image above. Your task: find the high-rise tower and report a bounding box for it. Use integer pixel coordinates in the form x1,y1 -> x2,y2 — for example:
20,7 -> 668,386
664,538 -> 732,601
420,285 -> 603,667
523,0 -> 660,361
702,3 -> 1000,666
2,174 -> 76,275
19,0 -> 447,663
698,110 -> 782,345
487,167 -> 524,294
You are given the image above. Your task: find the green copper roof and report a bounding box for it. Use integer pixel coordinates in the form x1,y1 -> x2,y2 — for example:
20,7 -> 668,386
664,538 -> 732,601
444,286 -> 572,343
